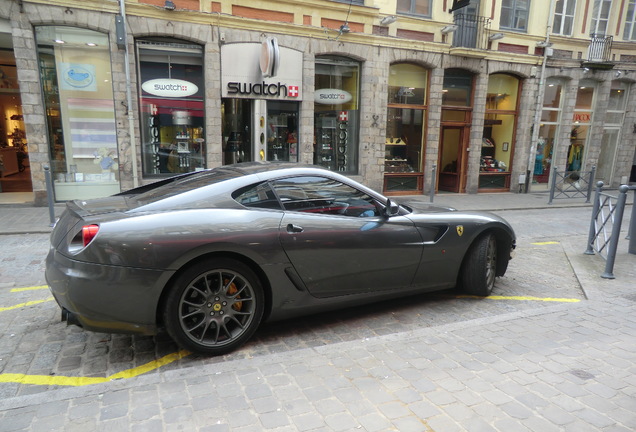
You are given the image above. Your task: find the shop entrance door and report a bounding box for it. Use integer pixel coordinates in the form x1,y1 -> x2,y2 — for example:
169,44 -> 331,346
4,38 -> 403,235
438,126 -> 468,193
223,99 -> 298,164
253,100 -> 299,163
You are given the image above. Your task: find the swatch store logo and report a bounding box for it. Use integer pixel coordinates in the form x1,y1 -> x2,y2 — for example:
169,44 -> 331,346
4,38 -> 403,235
221,41 -> 303,100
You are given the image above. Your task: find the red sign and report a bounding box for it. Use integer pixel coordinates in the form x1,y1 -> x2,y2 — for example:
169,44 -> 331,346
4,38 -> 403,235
573,113 -> 591,123
339,111 -> 348,122
288,86 -> 299,97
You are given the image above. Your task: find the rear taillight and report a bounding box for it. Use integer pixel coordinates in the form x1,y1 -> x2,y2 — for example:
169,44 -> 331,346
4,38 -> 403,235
82,225 -> 100,246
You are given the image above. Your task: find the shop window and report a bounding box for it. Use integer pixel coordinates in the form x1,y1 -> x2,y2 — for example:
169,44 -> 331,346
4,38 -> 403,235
480,73 -> 521,191
314,56 -> 360,174
36,26 -> 120,201
442,70 -> 473,107
568,80 -> 596,174
536,78 -> 564,184
137,39 -> 205,177
597,81 -> 629,185
384,63 -> 428,195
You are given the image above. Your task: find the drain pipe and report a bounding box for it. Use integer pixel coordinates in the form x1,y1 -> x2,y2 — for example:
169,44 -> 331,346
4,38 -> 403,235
119,0 -> 139,188
525,0 -> 555,193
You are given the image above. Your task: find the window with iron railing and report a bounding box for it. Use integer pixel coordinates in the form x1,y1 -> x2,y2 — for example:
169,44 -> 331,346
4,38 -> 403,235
452,14 -> 491,50
587,34 -> 613,62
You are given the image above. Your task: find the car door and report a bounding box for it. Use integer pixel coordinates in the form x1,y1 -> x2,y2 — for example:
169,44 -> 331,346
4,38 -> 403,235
273,176 -> 423,298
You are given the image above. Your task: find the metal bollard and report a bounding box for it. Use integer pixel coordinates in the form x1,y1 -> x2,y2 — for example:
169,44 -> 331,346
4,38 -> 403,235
548,166 -> 558,204
44,165 -> 56,226
429,164 -> 437,203
629,188 -> 636,255
601,185 -> 629,279
585,181 -> 604,255
585,166 -> 596,203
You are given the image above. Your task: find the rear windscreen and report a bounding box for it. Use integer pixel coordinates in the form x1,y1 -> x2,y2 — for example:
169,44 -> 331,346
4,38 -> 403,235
132,170 -> 242,206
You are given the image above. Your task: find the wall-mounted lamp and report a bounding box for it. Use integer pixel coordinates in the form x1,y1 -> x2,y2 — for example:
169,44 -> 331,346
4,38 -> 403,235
583,67 -> 590,73
536,40 -> 552,48
164,0 -> 176,11
488,33 -> 505,41
380,15 -> 397,26
615,70 -> 623,78
339,23 -> 350,33
441,25 -> 458,34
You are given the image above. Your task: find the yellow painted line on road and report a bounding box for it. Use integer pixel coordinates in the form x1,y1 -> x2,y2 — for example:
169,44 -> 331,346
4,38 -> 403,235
531,241 -> 560,245
0,350 -> 190,387
0,297 -> 54,312
10,285 -> 49,292
457,295 -> 581,302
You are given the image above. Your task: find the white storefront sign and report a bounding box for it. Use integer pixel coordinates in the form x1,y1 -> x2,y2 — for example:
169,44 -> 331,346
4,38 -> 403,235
141,78 -> 199,97
315,89 -> 353,105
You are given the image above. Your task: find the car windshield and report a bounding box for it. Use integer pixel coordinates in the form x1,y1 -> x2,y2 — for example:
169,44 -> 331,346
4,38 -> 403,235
132,169 -> 242,205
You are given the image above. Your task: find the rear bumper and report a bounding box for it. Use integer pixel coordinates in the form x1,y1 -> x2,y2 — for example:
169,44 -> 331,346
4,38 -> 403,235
45,248 -> 173,335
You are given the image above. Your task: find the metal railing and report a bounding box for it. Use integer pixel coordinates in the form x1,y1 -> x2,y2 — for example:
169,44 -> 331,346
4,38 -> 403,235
585,182 -> 634,279
452,14 -> 491,50
587,34 -> 613,62
548,166 -> 595,204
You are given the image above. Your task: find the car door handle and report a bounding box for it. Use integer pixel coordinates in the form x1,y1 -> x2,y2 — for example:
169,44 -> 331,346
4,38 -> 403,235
286,224 -> 304,233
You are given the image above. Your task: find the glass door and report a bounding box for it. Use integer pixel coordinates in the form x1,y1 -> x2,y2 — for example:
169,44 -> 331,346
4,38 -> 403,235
266,101 -> 298,162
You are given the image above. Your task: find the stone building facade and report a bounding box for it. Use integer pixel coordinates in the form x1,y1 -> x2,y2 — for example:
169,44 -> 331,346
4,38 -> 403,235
0,0 -> 634,205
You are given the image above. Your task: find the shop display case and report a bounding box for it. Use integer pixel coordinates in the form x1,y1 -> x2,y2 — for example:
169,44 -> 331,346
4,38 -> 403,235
316,116 -> 336,170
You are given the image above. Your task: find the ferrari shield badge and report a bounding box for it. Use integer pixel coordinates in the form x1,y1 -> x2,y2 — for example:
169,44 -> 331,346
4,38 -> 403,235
456,225 -> 464,236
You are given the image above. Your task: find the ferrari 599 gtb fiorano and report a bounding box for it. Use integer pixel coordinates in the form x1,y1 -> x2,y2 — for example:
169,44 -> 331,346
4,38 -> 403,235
46,163 -> 516,355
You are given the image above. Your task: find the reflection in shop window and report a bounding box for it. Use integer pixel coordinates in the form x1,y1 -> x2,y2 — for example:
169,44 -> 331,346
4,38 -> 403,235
137,40 -> 205,177
535,78 -> 564,184
597,81 -> 629,185
36,26 -> 120,201
314,56 -> 360,174
386,63 -> 428,175
569,80 -> 596,174
480,73 -> 520,191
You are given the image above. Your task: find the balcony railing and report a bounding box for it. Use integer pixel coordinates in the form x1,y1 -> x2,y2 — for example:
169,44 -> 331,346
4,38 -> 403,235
452,14 -> 491,50
587,34 -> 613,62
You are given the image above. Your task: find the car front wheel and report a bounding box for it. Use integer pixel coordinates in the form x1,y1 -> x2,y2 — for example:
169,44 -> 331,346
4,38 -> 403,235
460,233 -> 497,296
164,258 -> 264,355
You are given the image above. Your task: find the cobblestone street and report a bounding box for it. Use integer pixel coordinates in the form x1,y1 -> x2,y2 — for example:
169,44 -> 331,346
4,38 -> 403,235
0,195 -> 634,431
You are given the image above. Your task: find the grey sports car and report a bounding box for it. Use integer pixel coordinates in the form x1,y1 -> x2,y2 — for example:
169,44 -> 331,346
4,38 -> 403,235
46,162 -> 516,355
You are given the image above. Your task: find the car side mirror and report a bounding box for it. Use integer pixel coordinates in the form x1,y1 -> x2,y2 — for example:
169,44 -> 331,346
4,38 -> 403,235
383,199 -> 400,218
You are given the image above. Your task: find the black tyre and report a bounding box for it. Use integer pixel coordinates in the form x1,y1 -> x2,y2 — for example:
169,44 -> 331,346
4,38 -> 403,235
460,233 -> 498,296
164,258 -> 264,355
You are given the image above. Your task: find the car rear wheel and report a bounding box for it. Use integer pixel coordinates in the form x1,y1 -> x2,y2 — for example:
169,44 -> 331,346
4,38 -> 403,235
460,233 -> 497,296
164,258 -> 264,355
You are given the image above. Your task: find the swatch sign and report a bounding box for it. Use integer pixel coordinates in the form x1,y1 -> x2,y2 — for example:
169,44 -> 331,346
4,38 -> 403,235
315,89 -> 352,105
142,79 -> 199,97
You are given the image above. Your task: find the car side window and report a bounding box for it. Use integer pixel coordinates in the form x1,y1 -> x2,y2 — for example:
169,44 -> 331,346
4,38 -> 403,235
232,182 -> 282,210
271,176 -> 380,217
